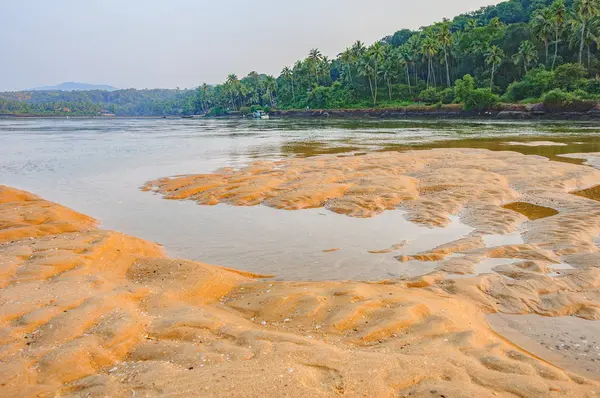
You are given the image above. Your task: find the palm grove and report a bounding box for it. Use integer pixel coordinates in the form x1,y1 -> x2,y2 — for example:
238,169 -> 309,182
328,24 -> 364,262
190,0 -> 600,115
2,0 -> 600,116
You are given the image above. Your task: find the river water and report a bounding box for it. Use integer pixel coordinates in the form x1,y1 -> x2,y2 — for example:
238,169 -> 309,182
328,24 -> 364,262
2,117 -> 600,280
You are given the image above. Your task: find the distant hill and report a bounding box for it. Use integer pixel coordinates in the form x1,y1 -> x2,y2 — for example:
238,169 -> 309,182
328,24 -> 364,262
29,82 -> 118,92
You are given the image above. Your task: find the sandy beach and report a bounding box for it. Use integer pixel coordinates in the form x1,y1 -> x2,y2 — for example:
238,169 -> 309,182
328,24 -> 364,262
2,148 -> 600,396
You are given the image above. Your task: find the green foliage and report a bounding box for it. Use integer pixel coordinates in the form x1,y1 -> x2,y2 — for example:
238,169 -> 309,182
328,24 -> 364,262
307,86 -> 330,108
306,82 -> 351,109
439,88 -> 456,104
553,63 -> 587,90
542,88 -> 579,107
454,75 -> 498,110
504,67 -> 554,101
419,87 -> 441,104
206,106 -> 228,116
468,88 -> 500,110
454,75 -> 476,103
585,78 -> 600,94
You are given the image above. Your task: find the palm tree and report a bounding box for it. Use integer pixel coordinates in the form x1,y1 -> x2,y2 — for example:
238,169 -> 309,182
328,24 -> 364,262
308,48 -> 322,84
382,46 -> 398,100
200,83 -> 210,112
485,45 -> 504,89
576,0 -> 600,64
465,19 -> 479,31
405,35 -> 421,86
263,75 -> 277,107
352,40 -> 366,57
338,47 -> 356,85
281,67 -> 295,102
397,47 -> 412,94
488,17 -> 503,30
513,40 -> 539,74
569,16 -> 600,67
550,0 -> 567,69
437,19 -> 453,87
320,56 -> 331,84
225,74 -> 239,110
532,7 -> 554,65
421,33 -> 440,88
357,56 -> 377,106
367,42 -> 385,105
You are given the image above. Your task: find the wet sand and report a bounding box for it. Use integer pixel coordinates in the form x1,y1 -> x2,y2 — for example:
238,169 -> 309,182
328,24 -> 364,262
3,147 -> 600,396
488,314 -> 600,382
1,184 -> 599,397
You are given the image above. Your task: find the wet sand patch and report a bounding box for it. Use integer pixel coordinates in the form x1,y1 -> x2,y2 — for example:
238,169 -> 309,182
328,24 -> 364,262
503,202 -> 559,220
572,185 -> 600,202
488,313 -> 600,381
504,141 -> 569,147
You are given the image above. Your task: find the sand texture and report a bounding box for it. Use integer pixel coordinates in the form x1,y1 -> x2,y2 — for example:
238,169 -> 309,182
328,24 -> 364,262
504,141 -> 569,147
3,148 -> 600,397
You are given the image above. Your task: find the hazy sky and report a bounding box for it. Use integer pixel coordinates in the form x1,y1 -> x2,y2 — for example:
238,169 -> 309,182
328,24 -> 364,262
0,0 -> 502,91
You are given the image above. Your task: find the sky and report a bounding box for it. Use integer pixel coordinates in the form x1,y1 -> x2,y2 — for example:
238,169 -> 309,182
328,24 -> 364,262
0,0 -> 502,91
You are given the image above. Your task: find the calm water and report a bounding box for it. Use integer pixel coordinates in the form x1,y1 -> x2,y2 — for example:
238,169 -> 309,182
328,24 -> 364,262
2,117 -> 600,280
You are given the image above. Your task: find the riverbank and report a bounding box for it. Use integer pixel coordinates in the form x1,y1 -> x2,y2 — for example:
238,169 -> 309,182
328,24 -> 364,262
270,102 -> 600,120
2,177 -> 600,396
4,102 -> 600,121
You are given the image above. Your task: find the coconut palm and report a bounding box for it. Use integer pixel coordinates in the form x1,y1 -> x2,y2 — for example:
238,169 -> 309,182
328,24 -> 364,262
421,33 -> 440,88
262,75 -> 277,107
320,56 -> 331,84
338,47 -> 356,85
437,19 -> 453,87
382,46 -> 398,100
465,19 -> 479,31
550,0 -> 567,69
575,0 -> 600,64
569,16 -> 600,67
512,40 -> 539,73
281,67 -> 295,102
405,35 -> 421,86
225,74 -> 239,110
488,17 -> 503,30
532,7 -> 554,65
397,47 -> 412,94
200,83 -> 210,112
352,40 -> 366,57
308,48 -> 322,84
367,42 -> 385,105
485,45 -> 505,89
357,56 -> 377,106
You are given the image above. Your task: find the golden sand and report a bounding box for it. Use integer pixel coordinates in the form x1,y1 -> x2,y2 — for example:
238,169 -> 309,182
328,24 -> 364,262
4,147 -> 600,396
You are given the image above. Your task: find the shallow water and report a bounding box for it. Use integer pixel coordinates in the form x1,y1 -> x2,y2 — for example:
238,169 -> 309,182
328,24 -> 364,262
2,117 -> 600,280
488,313 -> 600,380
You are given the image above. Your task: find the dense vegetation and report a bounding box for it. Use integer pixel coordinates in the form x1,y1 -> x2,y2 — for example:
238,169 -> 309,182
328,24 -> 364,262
2,0 -> 600,116
0,89 -> 194,116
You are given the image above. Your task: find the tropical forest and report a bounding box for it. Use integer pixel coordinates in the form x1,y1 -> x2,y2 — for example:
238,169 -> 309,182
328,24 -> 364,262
2,0 -> 600,116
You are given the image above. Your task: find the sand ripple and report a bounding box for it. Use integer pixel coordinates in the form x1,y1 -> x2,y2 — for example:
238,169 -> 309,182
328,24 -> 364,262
2,174 -> 600,395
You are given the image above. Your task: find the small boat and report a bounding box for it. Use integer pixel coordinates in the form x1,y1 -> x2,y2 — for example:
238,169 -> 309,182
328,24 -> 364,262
253,110 -> 269,119
181,115 -> 193,119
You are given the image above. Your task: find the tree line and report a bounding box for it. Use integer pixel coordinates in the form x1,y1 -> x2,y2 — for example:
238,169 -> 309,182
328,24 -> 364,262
0,89 -> 195,116
189,0 -> 600,113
